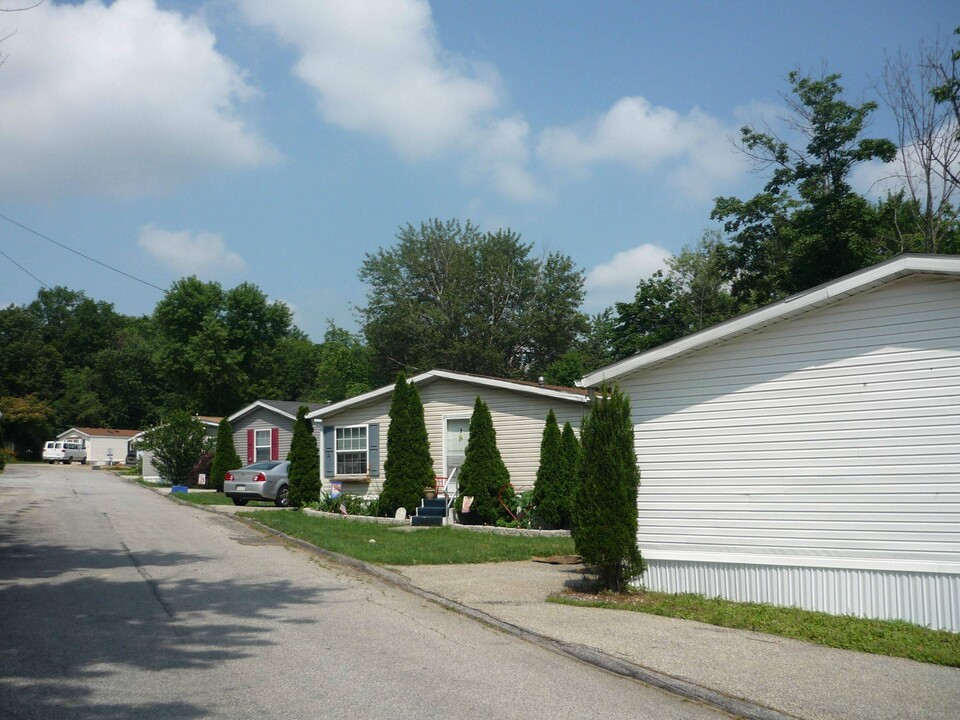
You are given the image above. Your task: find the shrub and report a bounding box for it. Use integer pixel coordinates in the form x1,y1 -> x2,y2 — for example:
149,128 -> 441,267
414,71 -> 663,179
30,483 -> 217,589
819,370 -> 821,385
532,410 -> 564,528
316,494 -> 378,516
139,411 -> 207,486
456,396 -> 515,525
187,450 -> 214,487
572,385 -> 645,591
557,421 -> 582,528
288,406 -> 321,508
380,373 -> 434,516
209,418 -> 242,492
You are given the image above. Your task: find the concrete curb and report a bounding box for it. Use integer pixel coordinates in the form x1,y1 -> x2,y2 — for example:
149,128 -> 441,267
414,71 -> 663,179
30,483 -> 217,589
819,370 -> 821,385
230,512 -> 802,720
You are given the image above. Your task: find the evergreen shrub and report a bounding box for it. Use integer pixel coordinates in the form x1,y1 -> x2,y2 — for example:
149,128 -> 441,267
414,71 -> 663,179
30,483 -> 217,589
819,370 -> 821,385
380,374 -> 434,516
572,385 -> 645,591
288,406 -> 320,507
209,418 -> 242,492
455,396 -> 515,525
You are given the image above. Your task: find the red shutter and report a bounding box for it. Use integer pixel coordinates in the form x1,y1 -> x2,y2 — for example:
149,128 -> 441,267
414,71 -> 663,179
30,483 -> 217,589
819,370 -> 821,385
247,429 -> 254,464
271,427 -> 280,461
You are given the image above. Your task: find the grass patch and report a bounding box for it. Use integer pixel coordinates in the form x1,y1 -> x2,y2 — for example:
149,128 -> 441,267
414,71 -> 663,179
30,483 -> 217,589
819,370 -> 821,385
136,478 -> 168,489
550,589 -> 960,667
175,492 -> 277,507
246,510 -> 574,565
153,489 -> 276,508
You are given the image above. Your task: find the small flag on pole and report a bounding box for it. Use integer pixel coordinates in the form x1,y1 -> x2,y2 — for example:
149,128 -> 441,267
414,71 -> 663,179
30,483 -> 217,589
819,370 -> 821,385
339,503 -> 348,515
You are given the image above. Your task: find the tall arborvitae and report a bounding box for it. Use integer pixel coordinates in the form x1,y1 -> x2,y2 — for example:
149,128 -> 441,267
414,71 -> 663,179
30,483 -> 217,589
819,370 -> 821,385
209,417 -> 242,492
456,396 -> 514,524
557,421 -> 582,529
572,386 -> 645,591
381,374 -> 434,516
287,405 -> 320,507
532,410 -> 563,527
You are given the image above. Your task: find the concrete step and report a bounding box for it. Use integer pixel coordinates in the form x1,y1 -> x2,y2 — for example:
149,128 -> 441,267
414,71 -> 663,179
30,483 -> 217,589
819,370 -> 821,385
411,515 -> 444,527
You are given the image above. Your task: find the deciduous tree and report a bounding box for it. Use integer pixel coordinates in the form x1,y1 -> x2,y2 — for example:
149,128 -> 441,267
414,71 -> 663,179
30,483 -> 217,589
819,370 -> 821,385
359,219 -> 587,384
880,34 -> 960,253
713,71 -> 897,303
138,410 -> 207,486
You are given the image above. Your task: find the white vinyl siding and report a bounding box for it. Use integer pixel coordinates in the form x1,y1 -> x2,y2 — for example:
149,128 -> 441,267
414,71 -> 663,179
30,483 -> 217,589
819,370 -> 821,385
618,274 -> 960,630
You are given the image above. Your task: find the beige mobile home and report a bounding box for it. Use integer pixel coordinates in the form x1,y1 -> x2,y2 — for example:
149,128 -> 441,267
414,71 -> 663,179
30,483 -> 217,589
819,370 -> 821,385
307,370 -> 589,498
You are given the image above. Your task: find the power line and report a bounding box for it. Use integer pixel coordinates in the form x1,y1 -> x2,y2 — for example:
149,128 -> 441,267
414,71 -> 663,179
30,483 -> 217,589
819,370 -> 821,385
0,245 -> 49,289
0,211 -> 166,293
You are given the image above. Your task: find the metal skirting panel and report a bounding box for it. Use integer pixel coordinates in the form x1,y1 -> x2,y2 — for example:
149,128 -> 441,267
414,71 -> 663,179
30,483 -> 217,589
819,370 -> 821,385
642,559 -> 960,632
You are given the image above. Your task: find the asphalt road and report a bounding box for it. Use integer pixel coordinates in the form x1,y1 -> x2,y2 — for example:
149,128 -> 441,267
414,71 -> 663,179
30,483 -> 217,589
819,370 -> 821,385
0,464 -> 730,720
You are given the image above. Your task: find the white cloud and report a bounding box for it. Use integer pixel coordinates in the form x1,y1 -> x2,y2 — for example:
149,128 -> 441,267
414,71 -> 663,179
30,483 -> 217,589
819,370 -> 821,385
537,96 -> 742,200
0,0 -> 276,200
138,225 -> 246,276
237,0 -> 538,201
584,243 -> 672,311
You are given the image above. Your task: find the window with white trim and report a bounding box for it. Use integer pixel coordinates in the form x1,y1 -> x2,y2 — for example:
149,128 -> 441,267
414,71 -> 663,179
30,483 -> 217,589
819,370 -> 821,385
336,425 -> 367,475
254,429 -> 272,462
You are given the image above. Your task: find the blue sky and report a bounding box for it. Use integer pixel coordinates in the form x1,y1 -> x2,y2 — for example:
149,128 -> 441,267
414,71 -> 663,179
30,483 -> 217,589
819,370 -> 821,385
0,0 -> 954,340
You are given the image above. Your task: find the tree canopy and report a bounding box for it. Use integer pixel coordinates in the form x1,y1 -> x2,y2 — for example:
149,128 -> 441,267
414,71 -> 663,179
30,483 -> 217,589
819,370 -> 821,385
359,219 -> 588,385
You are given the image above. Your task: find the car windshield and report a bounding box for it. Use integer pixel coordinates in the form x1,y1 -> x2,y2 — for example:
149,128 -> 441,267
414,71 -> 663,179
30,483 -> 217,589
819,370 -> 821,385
246,461 -> 281,470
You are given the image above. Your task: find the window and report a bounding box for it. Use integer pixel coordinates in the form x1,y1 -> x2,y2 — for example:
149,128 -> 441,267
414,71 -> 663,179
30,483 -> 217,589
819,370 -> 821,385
336,426 -> 367,475
255,429 -> 272,462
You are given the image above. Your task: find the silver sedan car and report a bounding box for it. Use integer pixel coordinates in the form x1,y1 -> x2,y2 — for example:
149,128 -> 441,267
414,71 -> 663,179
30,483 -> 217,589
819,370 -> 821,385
224,460 -> 291,507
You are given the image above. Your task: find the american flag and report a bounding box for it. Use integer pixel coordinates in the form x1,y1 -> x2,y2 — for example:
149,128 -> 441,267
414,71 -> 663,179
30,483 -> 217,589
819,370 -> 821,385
339,503 -> 348,515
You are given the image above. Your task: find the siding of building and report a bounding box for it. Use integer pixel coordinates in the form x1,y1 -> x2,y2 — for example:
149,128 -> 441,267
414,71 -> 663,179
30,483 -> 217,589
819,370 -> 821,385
231,407 -> 305,463
618,274 -> 960,631
319,378 -> 586,497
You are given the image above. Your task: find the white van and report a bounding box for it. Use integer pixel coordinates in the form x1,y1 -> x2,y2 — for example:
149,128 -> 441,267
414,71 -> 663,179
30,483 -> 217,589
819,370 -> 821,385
42,440 -> 87,465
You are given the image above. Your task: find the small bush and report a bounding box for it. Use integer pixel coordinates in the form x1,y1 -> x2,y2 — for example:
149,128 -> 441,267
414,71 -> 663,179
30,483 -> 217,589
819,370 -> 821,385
187,451 -> 214,487
315,494 -> 379,516
209,418 -> 242,492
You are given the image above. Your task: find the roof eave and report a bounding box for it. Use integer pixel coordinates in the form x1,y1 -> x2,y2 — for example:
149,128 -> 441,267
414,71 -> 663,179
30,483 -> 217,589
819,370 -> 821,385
580,254 -> 960,387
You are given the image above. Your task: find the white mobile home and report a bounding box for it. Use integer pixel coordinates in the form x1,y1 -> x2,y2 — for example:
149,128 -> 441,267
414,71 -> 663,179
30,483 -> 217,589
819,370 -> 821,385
58,427 -> 140,465
580,254 -> 960,631
307,370 -> 589,498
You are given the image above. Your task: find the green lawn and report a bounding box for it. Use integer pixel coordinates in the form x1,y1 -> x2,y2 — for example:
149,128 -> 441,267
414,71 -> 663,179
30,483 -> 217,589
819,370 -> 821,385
171,491 -> 277,508
551,590 -> 960,667
246,510 -> 574,565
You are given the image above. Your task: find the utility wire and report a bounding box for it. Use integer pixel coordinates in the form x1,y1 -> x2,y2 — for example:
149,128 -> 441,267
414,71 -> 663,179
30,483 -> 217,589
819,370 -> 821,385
0,211 -> 166,293
0,245 -> 49,289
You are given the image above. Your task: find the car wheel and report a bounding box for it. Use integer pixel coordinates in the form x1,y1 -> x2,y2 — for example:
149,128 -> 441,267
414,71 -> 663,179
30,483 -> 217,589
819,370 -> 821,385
232,498 -> 248,506
63,458 -> 71,465
274,485 -> 290,508
80,458 -> 87,465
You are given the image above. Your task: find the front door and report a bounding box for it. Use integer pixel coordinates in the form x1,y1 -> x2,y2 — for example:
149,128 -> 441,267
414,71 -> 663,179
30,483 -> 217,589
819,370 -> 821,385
444,417 -> 470,489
